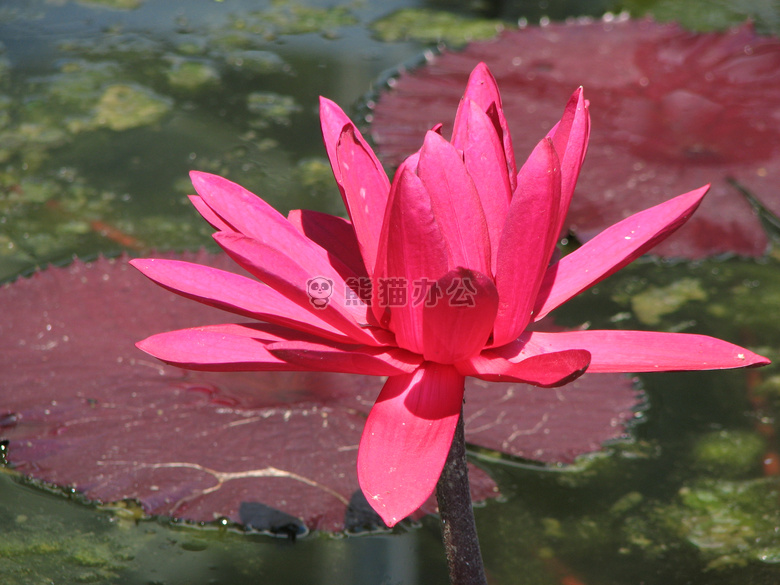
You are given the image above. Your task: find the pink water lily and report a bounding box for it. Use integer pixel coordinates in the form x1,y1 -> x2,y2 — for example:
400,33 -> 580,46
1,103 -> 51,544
132,63 -> 769,527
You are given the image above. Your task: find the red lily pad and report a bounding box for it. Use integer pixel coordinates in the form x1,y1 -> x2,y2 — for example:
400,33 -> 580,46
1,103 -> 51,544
368,17 -> 780,258
0,253 -> 638,531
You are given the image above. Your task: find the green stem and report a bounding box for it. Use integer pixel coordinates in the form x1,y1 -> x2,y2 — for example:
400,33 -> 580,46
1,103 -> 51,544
436,409 -> 488,585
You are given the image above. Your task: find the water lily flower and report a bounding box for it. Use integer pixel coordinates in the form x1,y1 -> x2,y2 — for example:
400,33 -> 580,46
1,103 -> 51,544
131,63 -> 769,527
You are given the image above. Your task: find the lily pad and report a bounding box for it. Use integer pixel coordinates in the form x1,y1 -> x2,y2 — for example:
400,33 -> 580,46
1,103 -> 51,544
367,17 -> 780,258
0,253 -> 638,531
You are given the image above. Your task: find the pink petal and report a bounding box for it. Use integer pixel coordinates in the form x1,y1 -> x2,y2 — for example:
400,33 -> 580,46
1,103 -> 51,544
334,125 -> 392,277
546,87 -> 590,233
319,96 -> 371,186
213,232 -> 389,346
515,330 -> 770,372
268,340 -> 422,376
422,268 -> 498,363
191,172 -> 362,283
457,349 -> 590,387
287,209 -> 367,278
136,323 -> 308,371
534,185 -> 709,321
320,97 -> 391,277
130,258 -> 351,342
189,195 -> 233,232
319,96 -> 350,179
382,167 -> 449,354
357,363 -> 464,527
416,131 -> 491,275
371,153 -> 421,327
455,99 -> 512,270
452,62 -> 517,191
191,172 -> 305,246
493,138 -> 561,346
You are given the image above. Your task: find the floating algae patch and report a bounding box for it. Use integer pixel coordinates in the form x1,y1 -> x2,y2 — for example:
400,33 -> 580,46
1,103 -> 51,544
225,50 -> 289,74
59,32 -> 163,60
619,0 -> 780,34
47,60 -> 123,109
297,157 -> 339,199
673,478 -> 780,569
165,58 -> 221,91
370,8 -> 505,45
93,83 -> 171,131
629,277 -> 707,325
0,121 -> 69,170
561,257 -> 780,344
689,429 -> 766,479
20,60 -> 170,137
76,0 -> 145,10
0,474 -> 136,585
228,2 -> 358,40
247,91 -> 302,128
111,214 -> 214,250
543,476 -> 780,573
0,172 -> 135,279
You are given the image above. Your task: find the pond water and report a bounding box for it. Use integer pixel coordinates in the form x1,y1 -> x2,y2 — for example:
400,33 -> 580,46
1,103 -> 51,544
2,0 -> 780,584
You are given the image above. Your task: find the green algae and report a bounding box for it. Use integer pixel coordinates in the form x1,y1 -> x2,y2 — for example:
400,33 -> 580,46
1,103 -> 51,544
76,0 -> 144,9
229,1 -> 358,40
529,461 -> 780,572
690,429 -> 766,479
672,478 -> 780,569
247,91 -> 302,127
11,60 -> 170,138
0,122 -> 69,170
165,58 -> 221,91
93,83 -> 171,131
618,0 -> 780,34
549,441 -> 658,490
111,214 -> 214,250
370,8 -> 505,46
47,60 -> 123,108
0,475 -> 135,585
297,157 -> 337,196
629,277 -> 707,325
564,257 -> 780,347
58,33 -> 163,60
225,50 -> 289,74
